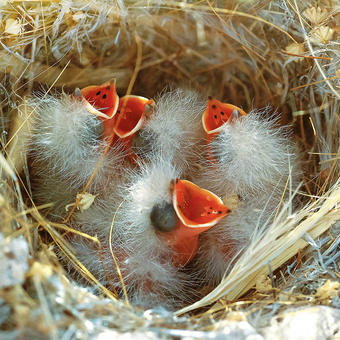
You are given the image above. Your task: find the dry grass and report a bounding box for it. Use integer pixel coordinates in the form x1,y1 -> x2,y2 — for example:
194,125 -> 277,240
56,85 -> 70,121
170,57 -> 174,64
0,0 -> 339,337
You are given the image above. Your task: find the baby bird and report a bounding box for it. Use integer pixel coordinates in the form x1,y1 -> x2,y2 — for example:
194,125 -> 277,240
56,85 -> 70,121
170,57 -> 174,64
27,91 -> 132,216
192,97 -> 301,285
28,88 -> 230,309
198,97 -> 301,200
71,158 -> 229,308
131,88 -> 205,175
28,85 -> 301,307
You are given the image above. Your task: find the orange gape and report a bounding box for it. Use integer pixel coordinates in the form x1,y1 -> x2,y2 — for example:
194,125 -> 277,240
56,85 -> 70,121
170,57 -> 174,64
113,95 -> 154,138
80,81 -> 119,119
202,96 -> 247,135
103,95 -> 154,141
78,82 -> 153,159
202,97 -> 247,160
102,95 -> 154,163
166,179 -> 230,267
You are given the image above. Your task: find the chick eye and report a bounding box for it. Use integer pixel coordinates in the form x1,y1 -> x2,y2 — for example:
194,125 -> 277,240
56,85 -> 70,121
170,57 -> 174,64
150,202 -> 177,232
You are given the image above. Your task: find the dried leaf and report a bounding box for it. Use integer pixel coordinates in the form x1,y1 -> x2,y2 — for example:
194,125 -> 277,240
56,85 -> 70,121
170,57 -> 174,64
255,274 -> 272,293
65,192 -> 98,212
72,11 -> 85,22
315,280 -> 339,300
285,42 -> 305,56
5,18 -> 21,35
303,7 -> 329,25
310,26 -> 334,45
223,193 -> 240,210
28,262 -> 53,281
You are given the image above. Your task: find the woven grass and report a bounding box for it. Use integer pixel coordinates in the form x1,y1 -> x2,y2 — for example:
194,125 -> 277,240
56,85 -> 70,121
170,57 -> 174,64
0,0 -> 339,337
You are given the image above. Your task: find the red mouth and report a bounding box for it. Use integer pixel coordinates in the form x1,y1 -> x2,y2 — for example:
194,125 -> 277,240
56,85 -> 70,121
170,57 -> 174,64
80,81 -> 119,119
163,179 -> 230,267
202,97 -> 247,135
172,179 -> 230,228
111,95 -> 154,139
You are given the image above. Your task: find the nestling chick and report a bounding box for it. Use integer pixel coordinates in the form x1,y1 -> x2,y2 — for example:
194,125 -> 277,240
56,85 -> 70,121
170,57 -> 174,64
132,88 -> 205,174
192,98 -> 301,285
28,87 -> 301,308
71,158 -> 229,308
198,98 -> 301,201
28,93 -> 131,215
28,88 -> 230,309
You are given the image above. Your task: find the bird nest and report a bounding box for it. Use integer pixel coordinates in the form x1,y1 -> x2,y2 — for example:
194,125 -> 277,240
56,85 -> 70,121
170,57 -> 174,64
1,0 -> 340,338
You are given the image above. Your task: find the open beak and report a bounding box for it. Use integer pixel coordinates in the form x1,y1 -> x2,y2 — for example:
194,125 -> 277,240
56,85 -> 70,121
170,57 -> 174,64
202,96 -> 247,135
172,179 -> 230,228
78,81 -> 119,119
100,95 -> 154,162
111,95 -> 154,139
202,97 -> 247,161
166,179 -> 230,267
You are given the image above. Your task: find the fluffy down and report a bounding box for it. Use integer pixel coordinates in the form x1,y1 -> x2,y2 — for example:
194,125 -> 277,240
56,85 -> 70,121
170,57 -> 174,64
28,93 -> 131,216
193,198 -> 279,284
193,108 -> 302,284
28,89 -> 302,309
197,108 -> 301,200
29,93 -> 128,191
69,158 -> 198,309
132,88 -> 205,174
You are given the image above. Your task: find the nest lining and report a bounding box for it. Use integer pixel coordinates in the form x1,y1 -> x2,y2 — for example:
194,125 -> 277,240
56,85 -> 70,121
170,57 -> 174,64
0,0 -> 340,338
